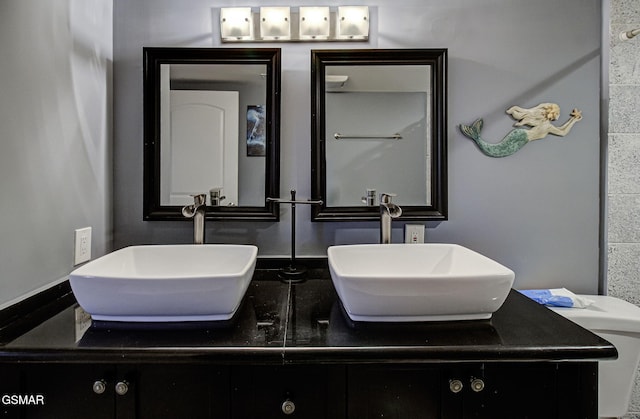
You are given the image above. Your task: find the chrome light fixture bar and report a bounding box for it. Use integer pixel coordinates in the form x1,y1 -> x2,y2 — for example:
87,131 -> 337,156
220,6 -> 369,42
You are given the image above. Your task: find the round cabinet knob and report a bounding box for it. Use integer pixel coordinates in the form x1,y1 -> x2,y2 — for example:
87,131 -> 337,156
449,379 -> 464,393
470,378 -> 485,393
115,381 -> 129,396
281,399 -> 296,415
92,380 -> 107,395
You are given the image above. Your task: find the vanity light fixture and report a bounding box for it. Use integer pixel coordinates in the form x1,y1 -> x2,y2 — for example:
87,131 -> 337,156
299,7 -> 330,40
220,7 -> 253,41
260,7 -> 291,40
219,6 -> 369,42
337,6 -> 369,40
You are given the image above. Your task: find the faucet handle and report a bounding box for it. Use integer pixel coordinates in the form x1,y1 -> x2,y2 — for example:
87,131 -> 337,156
380,192 -> 397,204
362,188 -> 376,206
191,194 -> 207,207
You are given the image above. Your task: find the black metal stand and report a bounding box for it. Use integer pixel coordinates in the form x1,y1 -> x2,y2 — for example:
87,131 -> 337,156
267,190 -> 323,283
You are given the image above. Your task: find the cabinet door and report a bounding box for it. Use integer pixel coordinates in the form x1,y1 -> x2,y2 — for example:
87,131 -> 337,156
347,365 -> 441,419
231,365 -> 345,419
16,363 -> 231,419
468,363 -> 558,418
21,363 -> 115,419
134,364 -> 229,419
441,362 -> 598,419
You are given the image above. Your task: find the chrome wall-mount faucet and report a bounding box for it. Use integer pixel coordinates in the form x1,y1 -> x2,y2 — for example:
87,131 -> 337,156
361,188 -> 376,206
209,187 -> 226,207
182,194 -> 207,245
380,193 -> 402,244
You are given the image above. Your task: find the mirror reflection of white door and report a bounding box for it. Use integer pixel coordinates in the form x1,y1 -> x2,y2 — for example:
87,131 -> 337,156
161,90 -> 239,206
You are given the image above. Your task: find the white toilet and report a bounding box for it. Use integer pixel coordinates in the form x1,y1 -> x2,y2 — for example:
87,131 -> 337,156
550,295 -> 640,418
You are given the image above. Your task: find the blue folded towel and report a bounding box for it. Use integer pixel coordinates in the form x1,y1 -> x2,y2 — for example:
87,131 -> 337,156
518,288 -> 594,308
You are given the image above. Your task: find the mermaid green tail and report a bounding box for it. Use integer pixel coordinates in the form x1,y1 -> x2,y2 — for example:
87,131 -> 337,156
460,119 -> 530,158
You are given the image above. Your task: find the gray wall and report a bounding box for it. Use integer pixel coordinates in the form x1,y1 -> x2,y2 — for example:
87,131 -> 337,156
114,0 -> 603,293
0,0 -> 113,309
607,0 -> 640,415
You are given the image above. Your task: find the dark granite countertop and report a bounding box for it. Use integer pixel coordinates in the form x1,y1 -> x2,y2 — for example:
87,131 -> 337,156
0,269 -> 617,365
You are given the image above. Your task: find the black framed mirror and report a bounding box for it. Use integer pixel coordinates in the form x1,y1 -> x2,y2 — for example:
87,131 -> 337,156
311,49 -> 447,221
143,47 -> 281,221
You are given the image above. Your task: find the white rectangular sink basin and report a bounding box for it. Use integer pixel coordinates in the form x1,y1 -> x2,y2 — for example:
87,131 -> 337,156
69,244 -> 258,322
328,244 -> 515,322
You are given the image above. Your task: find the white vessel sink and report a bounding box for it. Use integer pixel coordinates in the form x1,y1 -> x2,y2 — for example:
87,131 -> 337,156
69,244 -> 258,322
327,243 -> 515,322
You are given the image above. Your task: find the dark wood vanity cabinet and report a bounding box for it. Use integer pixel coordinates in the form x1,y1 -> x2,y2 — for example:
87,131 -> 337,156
0,283 -> 612,418
1,361 -> 597,418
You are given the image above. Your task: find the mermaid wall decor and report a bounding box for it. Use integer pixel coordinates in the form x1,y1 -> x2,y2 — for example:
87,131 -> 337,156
459,103 -> 583,158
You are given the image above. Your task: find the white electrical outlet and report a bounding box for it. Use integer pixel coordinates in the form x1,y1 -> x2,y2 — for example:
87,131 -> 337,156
404,224 -> 425,244
74,227 -> 92,265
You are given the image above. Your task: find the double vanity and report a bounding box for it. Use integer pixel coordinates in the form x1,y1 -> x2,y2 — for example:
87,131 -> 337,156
0,46 -> 614,417
0,244 -> 617,418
